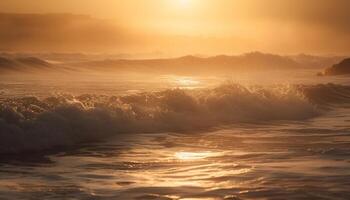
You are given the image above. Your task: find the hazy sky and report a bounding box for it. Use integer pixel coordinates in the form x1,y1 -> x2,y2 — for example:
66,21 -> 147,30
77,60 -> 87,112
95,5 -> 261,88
0,0 -> 349,55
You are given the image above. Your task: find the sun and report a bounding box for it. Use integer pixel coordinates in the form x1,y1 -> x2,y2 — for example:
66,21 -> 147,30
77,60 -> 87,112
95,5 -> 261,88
168,0 -> 196,10
178,0 -> 191,7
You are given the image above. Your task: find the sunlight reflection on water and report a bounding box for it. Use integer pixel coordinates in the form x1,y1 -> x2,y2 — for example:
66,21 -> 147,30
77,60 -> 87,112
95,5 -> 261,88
165,75 -> 204,89
175,77 -> 200,86
175,151 -> 217,160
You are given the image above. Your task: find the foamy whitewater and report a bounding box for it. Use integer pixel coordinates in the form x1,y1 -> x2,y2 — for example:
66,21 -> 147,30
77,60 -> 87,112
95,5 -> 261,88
0,71 -> 350,199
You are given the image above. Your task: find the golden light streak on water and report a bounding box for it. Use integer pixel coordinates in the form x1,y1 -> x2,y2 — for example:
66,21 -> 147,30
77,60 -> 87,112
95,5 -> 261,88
175,77 -> 200,87
175,151 -> 215,160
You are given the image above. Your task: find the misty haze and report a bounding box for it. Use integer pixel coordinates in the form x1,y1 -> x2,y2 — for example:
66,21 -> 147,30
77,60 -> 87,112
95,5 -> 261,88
1,1 -> 350,200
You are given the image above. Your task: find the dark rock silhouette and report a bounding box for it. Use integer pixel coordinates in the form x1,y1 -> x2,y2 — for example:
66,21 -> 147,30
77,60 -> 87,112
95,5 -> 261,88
323,58 -> 350,76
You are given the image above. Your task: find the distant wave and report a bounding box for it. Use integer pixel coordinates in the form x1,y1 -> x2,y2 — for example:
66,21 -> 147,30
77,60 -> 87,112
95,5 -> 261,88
0,56 -> 51,72
1,83 -> 349,154
300,83 -> 350,105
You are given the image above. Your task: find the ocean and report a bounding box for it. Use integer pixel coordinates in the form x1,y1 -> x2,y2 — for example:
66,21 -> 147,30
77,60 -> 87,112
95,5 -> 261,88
0,69 -> 350,200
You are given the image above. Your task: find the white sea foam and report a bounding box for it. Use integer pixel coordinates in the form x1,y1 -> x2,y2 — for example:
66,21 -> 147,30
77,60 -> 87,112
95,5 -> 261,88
2,83 -> 349,154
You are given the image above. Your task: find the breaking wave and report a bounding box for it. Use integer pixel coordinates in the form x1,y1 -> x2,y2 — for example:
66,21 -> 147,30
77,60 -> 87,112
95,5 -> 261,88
1,83 -> 349,154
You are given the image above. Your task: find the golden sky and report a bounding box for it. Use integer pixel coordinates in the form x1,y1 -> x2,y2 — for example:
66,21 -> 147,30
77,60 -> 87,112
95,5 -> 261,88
0,0 -> 349,55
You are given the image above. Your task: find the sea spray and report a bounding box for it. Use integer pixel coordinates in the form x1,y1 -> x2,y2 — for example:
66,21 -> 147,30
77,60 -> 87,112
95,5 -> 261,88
3,83 -> 349,154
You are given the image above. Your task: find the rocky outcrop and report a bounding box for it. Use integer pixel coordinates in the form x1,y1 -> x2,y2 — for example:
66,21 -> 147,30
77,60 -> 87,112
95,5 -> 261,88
323,58 -> 350,76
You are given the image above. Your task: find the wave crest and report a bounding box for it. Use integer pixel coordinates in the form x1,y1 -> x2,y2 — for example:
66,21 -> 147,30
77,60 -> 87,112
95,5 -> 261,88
0,83 -> 330,154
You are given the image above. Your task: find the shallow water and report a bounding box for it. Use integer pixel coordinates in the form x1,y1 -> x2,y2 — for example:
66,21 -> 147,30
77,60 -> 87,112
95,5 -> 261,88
1,119 -> 350,199
1,71 -> 350,199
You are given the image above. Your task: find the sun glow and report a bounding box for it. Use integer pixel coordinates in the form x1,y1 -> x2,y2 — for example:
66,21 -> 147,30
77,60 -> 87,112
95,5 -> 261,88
179,0 -> 191,7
